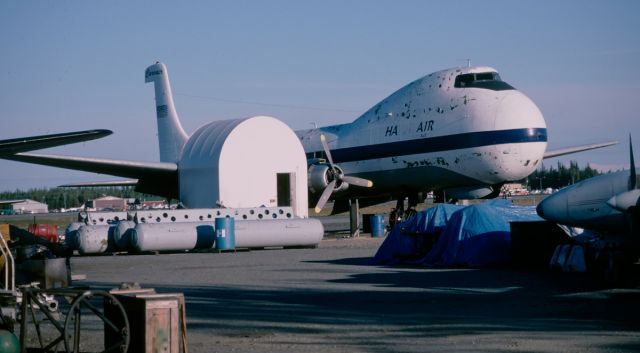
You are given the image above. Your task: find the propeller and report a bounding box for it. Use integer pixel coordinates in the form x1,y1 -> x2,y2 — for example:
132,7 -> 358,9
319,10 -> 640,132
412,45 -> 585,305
314,134 -> 373,213
629,134 -> 636,190
607,135 -> 639,212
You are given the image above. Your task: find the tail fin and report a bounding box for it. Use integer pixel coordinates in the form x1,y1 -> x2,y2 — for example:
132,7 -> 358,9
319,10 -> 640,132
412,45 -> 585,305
145,62 -> 188,163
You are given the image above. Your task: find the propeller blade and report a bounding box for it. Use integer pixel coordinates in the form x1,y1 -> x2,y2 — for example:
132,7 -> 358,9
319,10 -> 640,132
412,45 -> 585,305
629,134 -> 636,190
314,180 -> 336,213
342,175 -> 373,188
320,134 -> 335,168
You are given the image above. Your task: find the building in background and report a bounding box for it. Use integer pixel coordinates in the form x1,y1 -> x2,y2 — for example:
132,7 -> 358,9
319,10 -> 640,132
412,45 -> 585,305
500,183 -> 529,197
0,199 -> 49,214
86,196 -> 127,211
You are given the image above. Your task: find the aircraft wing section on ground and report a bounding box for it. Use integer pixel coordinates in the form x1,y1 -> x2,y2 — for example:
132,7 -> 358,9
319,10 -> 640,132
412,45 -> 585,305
0,129 -> 112,156
2,153 -> 178,198
543,141 -> 618,159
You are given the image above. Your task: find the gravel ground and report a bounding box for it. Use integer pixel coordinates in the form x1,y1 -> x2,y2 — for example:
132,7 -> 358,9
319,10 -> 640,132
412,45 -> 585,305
37,236 -> 639,353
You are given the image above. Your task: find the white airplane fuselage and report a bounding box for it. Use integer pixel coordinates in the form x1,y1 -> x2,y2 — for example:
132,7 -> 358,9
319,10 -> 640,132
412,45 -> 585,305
296,66 -> 547,202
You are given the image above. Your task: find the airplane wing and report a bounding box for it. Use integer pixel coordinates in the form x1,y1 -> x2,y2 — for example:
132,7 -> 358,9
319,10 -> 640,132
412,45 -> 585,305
2,153 -> 178,199
0,129 -> 112,156
543,141 -> 618,159
59,180 -> 139,188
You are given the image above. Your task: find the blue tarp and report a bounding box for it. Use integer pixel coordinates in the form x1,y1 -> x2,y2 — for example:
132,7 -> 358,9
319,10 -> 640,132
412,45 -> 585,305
372,200 -> 543,267
372,203 -> 463,265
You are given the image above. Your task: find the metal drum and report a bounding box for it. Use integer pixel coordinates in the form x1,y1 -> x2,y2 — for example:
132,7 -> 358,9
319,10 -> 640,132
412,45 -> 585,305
371,214 -> 386,237
215,218 -> 235,250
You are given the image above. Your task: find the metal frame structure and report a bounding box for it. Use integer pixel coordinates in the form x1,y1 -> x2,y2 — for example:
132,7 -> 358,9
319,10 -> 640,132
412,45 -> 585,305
19,288 -> 129,353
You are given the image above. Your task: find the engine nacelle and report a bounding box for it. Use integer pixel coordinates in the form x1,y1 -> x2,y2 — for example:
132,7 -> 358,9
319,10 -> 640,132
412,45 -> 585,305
443,186 -> 499,200
308,164 -> 349,194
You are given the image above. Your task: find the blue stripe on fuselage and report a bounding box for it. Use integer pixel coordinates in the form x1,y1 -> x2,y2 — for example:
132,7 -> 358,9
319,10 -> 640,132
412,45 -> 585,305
306,128 -> 547,163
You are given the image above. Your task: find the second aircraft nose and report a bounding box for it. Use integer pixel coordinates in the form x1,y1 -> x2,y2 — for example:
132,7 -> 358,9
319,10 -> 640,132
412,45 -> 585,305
536,192 -> 568,223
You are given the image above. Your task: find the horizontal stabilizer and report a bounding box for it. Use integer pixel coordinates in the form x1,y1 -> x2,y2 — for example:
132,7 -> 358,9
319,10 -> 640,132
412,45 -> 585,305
2,152 -> 178,198
59,180 -> 139,188
0,129 -> 112,156
543,141 -> 618,159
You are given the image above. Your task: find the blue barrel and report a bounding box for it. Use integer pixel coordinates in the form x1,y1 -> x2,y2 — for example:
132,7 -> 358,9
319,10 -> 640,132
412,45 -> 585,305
371,214 -> 385,237
215,217 -> 236,250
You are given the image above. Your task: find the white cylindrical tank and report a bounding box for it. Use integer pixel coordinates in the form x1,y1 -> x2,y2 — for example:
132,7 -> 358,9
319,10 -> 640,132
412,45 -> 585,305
64,222 -> 84,250
129,218 -> 324,252
113,221 -> 136,249
77,225 -> 115,255
131,223 -> 216,252
235,219 -> 323,248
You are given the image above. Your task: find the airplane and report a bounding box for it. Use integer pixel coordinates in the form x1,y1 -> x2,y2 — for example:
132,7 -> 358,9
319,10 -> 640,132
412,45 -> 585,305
536,136 -> 639,269
0,62 -> 617,215
295,67 -> 616,214
0,129 -> 112,157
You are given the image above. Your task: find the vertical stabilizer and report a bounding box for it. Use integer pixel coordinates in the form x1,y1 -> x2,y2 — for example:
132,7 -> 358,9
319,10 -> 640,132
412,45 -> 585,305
145,62 -> 189,163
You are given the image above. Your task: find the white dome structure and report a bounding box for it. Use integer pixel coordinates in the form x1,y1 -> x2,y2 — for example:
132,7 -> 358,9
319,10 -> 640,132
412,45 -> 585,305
178,115 -> 309,217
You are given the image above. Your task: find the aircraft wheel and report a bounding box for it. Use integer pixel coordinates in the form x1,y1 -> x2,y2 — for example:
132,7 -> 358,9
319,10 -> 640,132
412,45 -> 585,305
63,290 -> 129,353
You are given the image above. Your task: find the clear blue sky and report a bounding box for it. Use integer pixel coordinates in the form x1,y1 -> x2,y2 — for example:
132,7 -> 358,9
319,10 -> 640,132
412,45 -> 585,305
0,0 -> 638,191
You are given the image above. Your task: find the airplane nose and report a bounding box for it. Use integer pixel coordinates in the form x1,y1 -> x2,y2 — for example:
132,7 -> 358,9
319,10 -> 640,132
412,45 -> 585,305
494,91 -> 546,132
536,193 -> 568,222
490,91 -> 547,181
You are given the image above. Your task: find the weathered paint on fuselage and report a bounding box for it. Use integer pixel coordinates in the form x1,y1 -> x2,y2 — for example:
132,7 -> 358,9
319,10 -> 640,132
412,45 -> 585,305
296,66 -> 547,199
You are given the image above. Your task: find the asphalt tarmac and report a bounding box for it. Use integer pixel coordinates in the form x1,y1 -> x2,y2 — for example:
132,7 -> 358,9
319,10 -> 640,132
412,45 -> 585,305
66,236 -> 640,353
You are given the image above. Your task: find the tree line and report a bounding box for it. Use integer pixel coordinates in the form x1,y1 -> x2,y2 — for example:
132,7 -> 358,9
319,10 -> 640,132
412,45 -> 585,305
521,161 -> 601,190
0,186 -> 162,210
0,161 -> 606,209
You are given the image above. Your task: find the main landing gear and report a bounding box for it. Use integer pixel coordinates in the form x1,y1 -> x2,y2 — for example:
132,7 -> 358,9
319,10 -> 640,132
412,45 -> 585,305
388,195 -> 419,229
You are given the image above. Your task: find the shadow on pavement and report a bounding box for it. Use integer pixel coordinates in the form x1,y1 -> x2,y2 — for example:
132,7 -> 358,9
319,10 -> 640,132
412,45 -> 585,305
87,265 -> 640,344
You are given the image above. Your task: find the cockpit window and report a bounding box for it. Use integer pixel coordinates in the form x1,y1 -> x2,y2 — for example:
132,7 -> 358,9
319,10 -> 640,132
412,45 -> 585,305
454,72 -> 515,91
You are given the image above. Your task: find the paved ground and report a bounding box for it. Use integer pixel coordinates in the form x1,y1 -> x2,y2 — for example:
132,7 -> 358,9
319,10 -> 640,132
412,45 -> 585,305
59,236 -> 640,353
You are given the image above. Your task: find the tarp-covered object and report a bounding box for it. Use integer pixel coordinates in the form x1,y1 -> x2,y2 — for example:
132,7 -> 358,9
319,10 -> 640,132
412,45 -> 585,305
372,204 -> 463,265
372,200 -> 542,267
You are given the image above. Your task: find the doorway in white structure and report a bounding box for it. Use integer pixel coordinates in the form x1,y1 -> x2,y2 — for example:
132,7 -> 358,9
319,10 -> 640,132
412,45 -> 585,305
277,173 -> 295,208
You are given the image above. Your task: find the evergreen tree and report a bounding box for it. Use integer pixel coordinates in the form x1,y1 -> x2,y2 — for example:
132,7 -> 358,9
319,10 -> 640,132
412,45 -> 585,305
523,160 -> 601,190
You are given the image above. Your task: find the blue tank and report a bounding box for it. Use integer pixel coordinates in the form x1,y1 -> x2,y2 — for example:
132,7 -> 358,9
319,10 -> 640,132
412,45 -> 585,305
215,217 -> 236,250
